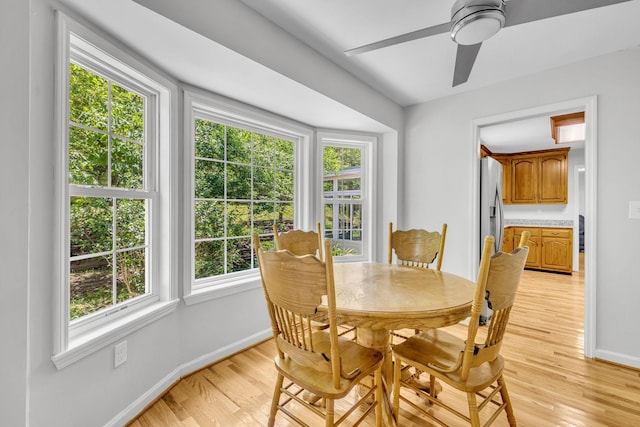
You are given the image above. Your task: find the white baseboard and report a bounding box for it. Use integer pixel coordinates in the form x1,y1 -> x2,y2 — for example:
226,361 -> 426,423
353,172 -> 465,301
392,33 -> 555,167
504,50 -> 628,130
104,328 -> 273,427
594,348 -> 640,370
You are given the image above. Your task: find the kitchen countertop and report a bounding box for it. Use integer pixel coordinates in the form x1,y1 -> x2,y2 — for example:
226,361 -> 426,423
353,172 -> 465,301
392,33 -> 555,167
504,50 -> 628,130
504,219 -> 573,228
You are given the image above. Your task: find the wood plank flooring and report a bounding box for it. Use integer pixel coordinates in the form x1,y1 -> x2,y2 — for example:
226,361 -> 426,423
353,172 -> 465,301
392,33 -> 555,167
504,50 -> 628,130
129,257 -> 640,426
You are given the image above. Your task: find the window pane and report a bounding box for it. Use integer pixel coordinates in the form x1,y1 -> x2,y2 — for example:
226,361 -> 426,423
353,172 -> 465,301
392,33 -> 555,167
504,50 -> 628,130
112,138 -> 143,189
192,119 -> 295,281
226,127 -> 251,164
323,203 -> 334,237
194,200 -> 224,239
195,240 -> 224,279
276,202 -> 294,230
227,237 -> 252,273
69,63 -> 108,130
195,159 -> 225,199
69,127 -> 108,186
70,255 -> 113,320
70,196 -> 113,257
276,169 -> 294,201
116,248 -> 146,302
253,166 -> 275,200
323,180 -> 334,195
324,201 -> 362,255
116,198 -> 145,249
253,133 -> 274,167
256,235 -> 275,251
227,163 -> 252,199
276,138 -> 294,170
322,143 -> 365,258
253,202 -> 275,234
112,83 -> 144,141
195,119 -> 225,160
227,202 -> 250,237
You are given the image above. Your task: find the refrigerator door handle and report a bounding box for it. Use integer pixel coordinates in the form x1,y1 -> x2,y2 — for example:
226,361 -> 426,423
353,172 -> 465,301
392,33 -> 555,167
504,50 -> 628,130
495,179 -> 504,253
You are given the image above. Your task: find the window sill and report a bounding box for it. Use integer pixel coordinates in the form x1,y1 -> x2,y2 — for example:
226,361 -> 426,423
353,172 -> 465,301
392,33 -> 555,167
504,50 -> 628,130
51,299 -> 179,370
184,274 -> 262,306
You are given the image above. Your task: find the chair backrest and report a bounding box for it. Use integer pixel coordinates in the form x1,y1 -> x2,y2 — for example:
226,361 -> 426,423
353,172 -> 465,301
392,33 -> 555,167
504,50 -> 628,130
459,231 -> 530,381
273,222 -> 323,261
388,222 -> 447,270
254,234 -> 343,388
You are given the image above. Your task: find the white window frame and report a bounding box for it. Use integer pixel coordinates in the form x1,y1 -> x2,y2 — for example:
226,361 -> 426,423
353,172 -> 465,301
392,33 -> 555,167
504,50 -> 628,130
183,88 -> 314,305
318,131 -> 377,263
52,13 -> 178,369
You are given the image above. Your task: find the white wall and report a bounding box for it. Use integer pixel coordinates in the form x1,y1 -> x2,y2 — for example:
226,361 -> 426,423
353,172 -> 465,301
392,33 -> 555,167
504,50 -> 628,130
0,0 -> 30,425
404,47 -> 640,367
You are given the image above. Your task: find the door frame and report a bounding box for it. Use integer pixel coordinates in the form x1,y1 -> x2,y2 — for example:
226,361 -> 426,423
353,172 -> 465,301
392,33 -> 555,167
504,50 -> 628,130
470,96 -> 597,358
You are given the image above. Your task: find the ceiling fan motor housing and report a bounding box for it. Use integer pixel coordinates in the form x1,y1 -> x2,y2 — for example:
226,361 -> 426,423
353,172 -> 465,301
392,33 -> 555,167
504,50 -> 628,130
450,0 -> 506,45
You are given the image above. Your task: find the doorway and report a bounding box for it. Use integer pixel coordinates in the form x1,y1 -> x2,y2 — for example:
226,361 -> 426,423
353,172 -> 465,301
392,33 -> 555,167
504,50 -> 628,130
471,96 -> 597,358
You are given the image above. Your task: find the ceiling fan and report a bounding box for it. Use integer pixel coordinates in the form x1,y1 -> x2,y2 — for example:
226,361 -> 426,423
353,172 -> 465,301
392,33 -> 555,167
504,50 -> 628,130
344,0 -> 632,87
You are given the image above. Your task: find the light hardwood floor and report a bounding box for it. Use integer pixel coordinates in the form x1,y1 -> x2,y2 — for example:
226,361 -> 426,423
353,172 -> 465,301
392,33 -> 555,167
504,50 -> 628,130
129,257 -> 640,426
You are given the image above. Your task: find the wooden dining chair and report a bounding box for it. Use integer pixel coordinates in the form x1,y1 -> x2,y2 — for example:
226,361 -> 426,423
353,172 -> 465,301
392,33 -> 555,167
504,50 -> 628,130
388,222 -> 447,271
388,222 -> 448,342
392,232 -> 530,427
273,223 -> 357,338
253,234 -> 384,427
273,222 -> 323,260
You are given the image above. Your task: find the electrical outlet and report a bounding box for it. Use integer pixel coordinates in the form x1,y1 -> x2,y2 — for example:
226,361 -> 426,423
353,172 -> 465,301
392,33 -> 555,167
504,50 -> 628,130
114,341 -> 127,368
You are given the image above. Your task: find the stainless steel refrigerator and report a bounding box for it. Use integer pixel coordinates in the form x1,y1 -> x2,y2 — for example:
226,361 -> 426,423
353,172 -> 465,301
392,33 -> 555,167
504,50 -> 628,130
480,156 -> 504,256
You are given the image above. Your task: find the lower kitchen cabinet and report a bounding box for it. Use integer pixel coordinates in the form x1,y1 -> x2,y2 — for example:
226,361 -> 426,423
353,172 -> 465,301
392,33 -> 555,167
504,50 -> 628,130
508,226 -> 572,274
540,228 -> 573,273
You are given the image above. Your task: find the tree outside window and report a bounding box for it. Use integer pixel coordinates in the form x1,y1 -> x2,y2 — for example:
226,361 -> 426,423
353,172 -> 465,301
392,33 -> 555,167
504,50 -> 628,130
68,63 -> 149,320
193,117 -> 294,281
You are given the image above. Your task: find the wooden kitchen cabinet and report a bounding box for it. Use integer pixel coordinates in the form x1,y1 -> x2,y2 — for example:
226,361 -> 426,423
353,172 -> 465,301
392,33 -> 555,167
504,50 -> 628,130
502,227 -> 514,253
511,226 -> 572,273
514,227 -> 540,269
496,156 -> 511,204
492,148 -> 569,205
538,152 -> 569,203
540,228 -> 573,273
511,148 -> 569,204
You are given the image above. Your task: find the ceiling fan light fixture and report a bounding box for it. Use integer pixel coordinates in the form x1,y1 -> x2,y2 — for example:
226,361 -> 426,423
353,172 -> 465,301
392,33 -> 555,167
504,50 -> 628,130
450,0 -> 506,45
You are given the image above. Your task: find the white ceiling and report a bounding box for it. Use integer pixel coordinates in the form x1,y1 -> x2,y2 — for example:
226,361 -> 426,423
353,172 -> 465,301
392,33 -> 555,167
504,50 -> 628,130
59,0 -> 640,142
240,0 -> 640,106
480,114 -> 585,153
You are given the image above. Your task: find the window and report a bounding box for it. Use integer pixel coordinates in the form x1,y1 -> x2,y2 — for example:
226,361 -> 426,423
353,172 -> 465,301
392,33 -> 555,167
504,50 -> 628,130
53,14 -> 176,369
67,61 -> 151,320
320,133 -> 376,262
185,91 -> 313,301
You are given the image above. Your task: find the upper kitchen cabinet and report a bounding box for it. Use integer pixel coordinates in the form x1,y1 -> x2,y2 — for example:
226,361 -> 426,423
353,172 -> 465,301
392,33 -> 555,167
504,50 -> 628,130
493,147 -> 569,204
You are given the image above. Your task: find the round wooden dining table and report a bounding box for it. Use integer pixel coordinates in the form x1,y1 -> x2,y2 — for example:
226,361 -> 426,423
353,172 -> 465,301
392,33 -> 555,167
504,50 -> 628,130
320,262 -> 476,424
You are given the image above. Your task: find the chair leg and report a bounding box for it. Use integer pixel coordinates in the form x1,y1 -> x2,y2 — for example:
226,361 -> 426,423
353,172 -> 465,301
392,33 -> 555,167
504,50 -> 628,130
429,374 -> 437,398
268,373 -> 284,427
375,367 -> 383,427
467,392 -> 481,427
392,356 -> 402,421
498,375 -> 517,426
325,398 -> 335,427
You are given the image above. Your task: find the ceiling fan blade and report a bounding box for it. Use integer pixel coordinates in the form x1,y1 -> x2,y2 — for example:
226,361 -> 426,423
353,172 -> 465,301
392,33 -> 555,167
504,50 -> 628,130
504,0 -> 633,27
453,43 -> 482,86
344,22 -> 450,56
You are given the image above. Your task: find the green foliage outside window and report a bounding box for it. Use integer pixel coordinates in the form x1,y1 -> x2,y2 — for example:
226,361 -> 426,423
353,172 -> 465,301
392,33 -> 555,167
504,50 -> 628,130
68,63 -> 147,320
193,118 -> 295,280
323,146 -> 363,255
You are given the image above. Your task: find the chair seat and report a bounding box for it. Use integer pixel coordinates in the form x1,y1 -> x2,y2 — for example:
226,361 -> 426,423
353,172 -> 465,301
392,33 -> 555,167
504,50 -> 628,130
393,329 -> 505,392
274,331 -> 383,400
